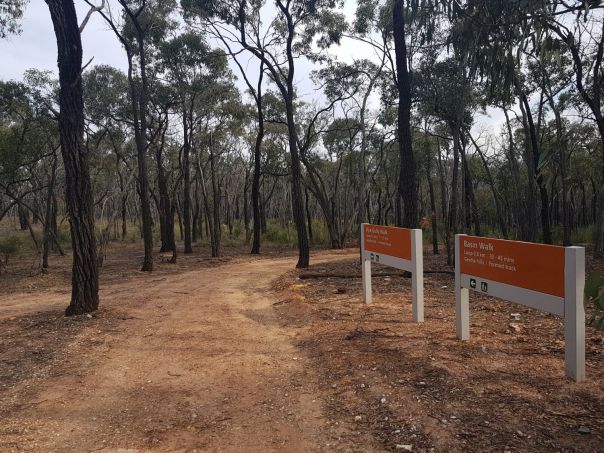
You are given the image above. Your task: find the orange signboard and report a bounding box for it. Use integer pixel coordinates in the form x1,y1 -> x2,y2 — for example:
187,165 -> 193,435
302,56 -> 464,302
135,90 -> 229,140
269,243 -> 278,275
363,224 -> 412,261
459,236 -> 565,297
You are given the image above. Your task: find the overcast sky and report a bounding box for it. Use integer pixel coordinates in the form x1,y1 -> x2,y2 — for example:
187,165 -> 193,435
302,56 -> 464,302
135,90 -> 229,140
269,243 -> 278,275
1,1 -> 504,136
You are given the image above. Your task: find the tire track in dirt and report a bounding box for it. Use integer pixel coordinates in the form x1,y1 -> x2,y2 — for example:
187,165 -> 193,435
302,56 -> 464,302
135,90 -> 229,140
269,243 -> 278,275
1,253 -> 352,452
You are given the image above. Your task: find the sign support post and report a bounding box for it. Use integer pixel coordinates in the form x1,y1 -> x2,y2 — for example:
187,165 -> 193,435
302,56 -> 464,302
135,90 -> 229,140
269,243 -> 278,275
361,223 -> 424,322
455,233 -> 586,382
455,235 -> 470,340
361,226 -> 372,305
564,246 -> 585,382
411,229 -> 424,322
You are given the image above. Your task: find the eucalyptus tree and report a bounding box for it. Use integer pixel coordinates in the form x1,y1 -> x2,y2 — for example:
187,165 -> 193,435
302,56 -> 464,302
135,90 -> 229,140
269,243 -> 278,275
160,32 -> 230,254
319,117 -> 363,248
315,58 -> 387,237
415,56 -> 477,263
442,0 -> 604,250
392,0 -> 417,227
212,35 -> 266,255
89,0 -> 176,271
147,81 -> 179,256
83,64 -> 137,243
182,0 -> 347,268
195,78 -> 246,257
353,0 -> 438,228
44,0 -> 99,315
527,45 -> 575,245
0,76 -> 61,261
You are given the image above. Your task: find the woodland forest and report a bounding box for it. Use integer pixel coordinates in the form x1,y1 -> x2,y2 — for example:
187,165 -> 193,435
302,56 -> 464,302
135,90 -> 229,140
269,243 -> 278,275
2,2 -> 604,452
1,3 -> 604,314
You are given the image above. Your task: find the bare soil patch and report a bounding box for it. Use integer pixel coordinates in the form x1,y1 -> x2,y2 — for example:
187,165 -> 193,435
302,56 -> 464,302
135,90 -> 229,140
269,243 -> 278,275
1,243 -> 603,452
0,244 -> 341,452
273,250 -> 604,452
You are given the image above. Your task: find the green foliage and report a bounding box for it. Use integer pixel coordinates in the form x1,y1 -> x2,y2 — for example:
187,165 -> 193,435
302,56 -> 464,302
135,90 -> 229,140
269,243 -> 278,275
263,220 -> 296,247
584,271 -> 604,330
0,0 -> 27,38
83,65 -> 130,125
415,57 -> 476,130
0,235 -> 22,271
121,0 -> 177,47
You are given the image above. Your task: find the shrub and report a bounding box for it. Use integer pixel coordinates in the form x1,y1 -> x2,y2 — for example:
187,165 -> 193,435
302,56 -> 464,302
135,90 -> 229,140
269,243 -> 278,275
0,235 -> 22,273
263,220 -> 296,246
585,271 -> 604,331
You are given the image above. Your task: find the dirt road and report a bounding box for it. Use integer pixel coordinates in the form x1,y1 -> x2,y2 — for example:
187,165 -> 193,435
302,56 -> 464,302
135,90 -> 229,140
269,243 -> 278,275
2,248 -> 603,452
0,252 -> 350,452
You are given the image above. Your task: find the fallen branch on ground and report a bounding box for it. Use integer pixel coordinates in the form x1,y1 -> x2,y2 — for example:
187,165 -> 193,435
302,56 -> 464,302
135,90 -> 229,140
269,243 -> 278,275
298,270 -> 454,279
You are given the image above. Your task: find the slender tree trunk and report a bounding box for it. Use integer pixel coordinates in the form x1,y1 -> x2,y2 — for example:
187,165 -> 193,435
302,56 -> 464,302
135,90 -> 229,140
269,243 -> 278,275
426,160 -> 439,255
126,52 -> 154,270
460,134 -> 480,236
209,137 -> 221,257
550,99 -> 571,245
121,194 -> 127,239
50,192 -> 59,251
446,127 -> 462,265
468,132 -> 508,239
18,205 -> 28,231
594,121 -> 604,255
243,181 -> 250,244
193,173 -> 200,243
250,63 -> 265,254
503,108 -> 524,240
357,55 -> 385,235
436,141 -> 450,262
517,96 -> 539,242
284,99 -> 310,267
46,0 -> 99,315
182,104 -> 193,254
520,91 -> 552,244
305,187 -> 313,244
42,153 -> 58,269
156,129 -> 174,253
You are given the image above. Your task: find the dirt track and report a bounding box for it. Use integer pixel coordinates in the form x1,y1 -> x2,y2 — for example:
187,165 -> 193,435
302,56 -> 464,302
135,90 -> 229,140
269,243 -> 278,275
0,252 -> 350,452
1,248 -> 603,452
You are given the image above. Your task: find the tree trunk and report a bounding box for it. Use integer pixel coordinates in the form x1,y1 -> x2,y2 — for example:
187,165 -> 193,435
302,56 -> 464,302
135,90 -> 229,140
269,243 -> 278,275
209,137 -> 221,257
520,91 -> 552,244
426,158 -> 439,255
128,23 -> 154,271
517,96 -> 540,242
250,75 -> 264,254
46,0 -> 99,315
193,174 -> 200,243
437,141 -> 450,263
182,104 -> 193,254
460,134 -> 480,236
550,98 -> 571,245
157,150 -> 175,253
42,153 -> 58,269
305,187 -> 313,244
468,131 -> 508,239
503,108 -> 524,240
446,127 -> 462,265
18,205 -> 28,230
393,0 -> 418,228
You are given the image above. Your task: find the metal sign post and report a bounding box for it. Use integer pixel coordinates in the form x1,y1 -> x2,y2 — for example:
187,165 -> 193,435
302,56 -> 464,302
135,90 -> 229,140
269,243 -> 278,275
455,234 -> 586,382
361,224 -> 424,323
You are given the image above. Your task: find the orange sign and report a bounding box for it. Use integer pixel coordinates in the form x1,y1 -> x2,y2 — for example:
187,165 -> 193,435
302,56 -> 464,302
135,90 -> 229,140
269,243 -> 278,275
363,224 -> 412,261
460,236 -> 565,297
